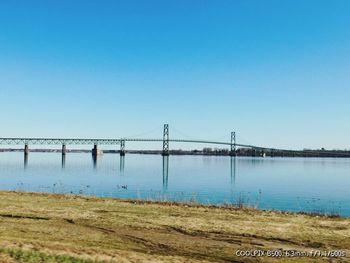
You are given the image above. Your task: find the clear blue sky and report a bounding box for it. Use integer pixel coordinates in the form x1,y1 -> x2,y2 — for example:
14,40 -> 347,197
0,0 -> 349,150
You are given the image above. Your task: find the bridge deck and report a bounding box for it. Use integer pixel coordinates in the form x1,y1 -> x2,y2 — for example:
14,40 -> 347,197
0,138 -> 238,145
0,137 -> 296,153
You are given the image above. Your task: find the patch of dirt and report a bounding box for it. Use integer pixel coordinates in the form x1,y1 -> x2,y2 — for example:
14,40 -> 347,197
0,214 -> 50,220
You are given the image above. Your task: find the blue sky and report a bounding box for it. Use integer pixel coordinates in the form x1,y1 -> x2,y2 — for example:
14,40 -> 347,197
0,0 -> 350,150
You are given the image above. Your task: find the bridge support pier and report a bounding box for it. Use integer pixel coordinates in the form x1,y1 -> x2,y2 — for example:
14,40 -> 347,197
252,149 -> 256,157
62,144 -> 67,155
120,140 -> 125,156
24,144 -> 29,155
162,124 -> 170,156
92,144 -> 103,156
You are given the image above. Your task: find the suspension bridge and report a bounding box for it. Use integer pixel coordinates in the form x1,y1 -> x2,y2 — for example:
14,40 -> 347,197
0,124 -> 347,157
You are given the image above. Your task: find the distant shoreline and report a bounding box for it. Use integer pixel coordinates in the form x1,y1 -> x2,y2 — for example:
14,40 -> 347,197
1,148 -> 350,157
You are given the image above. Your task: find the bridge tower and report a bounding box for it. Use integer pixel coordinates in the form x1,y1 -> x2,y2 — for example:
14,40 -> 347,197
230,132 -> 236,156
162,124 -> 169,156
120,140 -> 125,156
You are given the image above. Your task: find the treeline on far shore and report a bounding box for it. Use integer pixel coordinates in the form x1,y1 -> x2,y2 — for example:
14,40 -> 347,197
1,147 -> 350,158
167,148 -> 350,158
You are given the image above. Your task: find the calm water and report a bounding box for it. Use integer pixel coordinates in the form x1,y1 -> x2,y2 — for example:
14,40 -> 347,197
0,152 -> 349,217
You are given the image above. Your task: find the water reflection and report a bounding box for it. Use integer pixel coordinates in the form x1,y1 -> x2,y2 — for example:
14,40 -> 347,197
24,153 -> 237,190
162,155 -> 169,191
24,153 -> 28,169
230,156 -> 236,203
230,156 -> 236,186
120,155 -> 125,176
92,155 -> 97,169
61,154 -> 66,169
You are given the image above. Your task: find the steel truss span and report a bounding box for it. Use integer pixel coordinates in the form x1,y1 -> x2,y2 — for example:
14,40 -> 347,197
0,138 -> 121,145
0,137 -> 249,147
0,138 -> 236,146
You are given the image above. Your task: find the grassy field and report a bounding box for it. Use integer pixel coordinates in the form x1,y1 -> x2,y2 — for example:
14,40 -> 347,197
0,191 -> 349,262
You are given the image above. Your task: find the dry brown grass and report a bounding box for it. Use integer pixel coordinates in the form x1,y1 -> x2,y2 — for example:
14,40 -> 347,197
0,191 -> 349,262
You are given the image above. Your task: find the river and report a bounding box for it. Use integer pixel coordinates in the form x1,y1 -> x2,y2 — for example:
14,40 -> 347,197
0,152 -> 349,216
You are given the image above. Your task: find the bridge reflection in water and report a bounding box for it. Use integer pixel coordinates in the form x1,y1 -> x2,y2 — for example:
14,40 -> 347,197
92,155 -> 97,169
23,153 -> 237,192
230,156 -> 236,186
162,156 -> 169,191
24,154 -> 28,169
120,155 -> 125,176
62,154 -> 66,169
